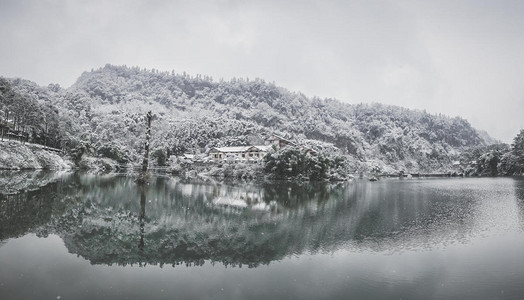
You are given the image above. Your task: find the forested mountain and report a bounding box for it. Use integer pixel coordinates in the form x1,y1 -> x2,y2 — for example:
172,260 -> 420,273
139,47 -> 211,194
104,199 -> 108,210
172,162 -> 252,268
5,64 -> 492,173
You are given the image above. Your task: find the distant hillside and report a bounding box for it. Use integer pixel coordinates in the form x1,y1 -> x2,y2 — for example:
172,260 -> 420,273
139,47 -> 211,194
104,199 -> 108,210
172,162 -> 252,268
8,64 -> 490,173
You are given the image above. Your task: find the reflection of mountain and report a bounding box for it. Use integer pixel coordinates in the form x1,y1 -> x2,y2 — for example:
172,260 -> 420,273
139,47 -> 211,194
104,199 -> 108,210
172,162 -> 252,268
49,177 -> 507,267
0,172 -> 123,241
2,173 -> 521,267
0,171 -> 78,240
53,178 -> 342,267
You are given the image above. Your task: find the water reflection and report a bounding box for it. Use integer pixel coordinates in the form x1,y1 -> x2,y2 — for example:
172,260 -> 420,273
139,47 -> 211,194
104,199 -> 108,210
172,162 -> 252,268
138,187 -> 146,252
0,171 -> 76,240
1,174 -> 523,268
515,178 -> 524,229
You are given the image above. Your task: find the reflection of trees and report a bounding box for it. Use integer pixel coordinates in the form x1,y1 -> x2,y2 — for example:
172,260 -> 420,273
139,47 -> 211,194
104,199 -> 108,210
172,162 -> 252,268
516,179 -> 524,202
0,172 -> 80,240
138,187 -> 146,252
515,179 -> 524,229
1,173 -> 499,268
262,181 -> 332,207
0,189 -> 54,240
52,178 -> 482,268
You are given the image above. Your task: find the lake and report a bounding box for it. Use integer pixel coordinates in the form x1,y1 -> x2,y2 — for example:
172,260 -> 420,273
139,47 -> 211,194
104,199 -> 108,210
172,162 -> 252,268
1,172 -> 524,299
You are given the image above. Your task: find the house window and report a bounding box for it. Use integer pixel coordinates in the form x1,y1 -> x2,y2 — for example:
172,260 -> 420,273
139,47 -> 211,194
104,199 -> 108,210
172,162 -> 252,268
242,154 -> 245,158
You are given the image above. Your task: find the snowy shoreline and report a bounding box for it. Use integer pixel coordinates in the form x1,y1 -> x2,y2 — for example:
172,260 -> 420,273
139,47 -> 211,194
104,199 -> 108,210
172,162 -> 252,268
0,140 -> 73,170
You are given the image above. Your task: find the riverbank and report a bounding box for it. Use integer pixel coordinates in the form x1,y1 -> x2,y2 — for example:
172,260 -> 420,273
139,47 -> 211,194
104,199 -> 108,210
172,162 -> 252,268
0,140 -> 72,170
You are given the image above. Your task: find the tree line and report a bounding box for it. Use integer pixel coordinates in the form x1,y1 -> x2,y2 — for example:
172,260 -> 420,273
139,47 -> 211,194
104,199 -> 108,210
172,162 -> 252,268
0,78 -> 62,148
458,129 -> 524,176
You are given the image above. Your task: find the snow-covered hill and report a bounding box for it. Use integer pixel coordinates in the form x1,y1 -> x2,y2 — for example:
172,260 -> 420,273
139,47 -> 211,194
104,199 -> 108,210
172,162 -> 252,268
9,64 -> 491,173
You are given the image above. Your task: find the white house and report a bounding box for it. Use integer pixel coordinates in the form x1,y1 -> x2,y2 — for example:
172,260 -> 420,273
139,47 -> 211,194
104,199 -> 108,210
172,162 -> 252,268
208,145 -> 273,162
207,134 -> 319,162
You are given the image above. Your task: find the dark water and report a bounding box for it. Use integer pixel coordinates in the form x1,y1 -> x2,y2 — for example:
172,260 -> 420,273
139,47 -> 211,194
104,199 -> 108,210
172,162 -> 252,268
1,172 -> 524,299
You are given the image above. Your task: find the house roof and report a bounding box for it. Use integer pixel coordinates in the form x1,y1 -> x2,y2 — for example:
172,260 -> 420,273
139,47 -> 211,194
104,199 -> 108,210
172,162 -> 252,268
211,146 -> 251,153
266,134 -> 296,146
210,145 -> 273,153
252,145 -> 273,151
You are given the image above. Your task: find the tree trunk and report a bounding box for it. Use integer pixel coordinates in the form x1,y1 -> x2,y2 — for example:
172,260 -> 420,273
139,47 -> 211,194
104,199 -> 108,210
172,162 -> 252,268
139,188 -> 146,251
141,111 -> 152,173
136,111 -> 153,185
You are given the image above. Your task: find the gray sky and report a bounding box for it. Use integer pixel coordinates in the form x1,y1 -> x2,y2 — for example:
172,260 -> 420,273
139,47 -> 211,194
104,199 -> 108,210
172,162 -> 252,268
1,0 -> 523,142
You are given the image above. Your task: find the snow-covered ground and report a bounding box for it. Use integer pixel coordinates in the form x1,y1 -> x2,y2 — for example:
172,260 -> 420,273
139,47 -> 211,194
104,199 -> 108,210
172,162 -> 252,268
0,140 -> 72,170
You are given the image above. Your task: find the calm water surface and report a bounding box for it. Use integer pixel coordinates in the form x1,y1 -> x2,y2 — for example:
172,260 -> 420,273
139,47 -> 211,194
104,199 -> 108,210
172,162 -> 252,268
1,171 -> 524,299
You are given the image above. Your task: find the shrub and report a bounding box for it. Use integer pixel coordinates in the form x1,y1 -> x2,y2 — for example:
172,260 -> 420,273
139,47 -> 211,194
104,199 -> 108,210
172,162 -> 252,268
96,143 -> 129,164
264,146 -> 333,180
152,148 -> 167,166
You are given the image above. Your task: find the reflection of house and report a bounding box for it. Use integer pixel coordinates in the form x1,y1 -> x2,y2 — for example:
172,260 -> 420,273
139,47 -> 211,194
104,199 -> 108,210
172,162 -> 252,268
209,145 -> 272,161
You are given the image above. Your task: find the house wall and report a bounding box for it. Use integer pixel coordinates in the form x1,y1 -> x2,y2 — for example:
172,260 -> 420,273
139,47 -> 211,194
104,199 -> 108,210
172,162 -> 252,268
209,151 -> 224,160
209,150 -> 267,161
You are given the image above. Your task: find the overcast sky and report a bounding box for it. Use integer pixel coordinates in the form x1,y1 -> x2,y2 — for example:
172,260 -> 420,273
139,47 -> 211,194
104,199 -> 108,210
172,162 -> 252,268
1,0 -> 523,142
